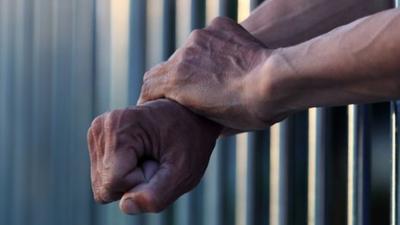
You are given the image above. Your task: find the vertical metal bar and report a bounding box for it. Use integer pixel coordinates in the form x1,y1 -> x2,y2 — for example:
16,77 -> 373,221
31,0 -> 53,224
251,130 -> 270,225
392,101 -> 400,225
69,0 -> 95,224
0,0 -> 7,223
94,0 -> 111,114
129,0 -> 146,104
12,0 -> 33,224
270,121 -> 290,225
110,0 -> 130,109
348,105 -> 371,225
219,0 -> 238,19
203,142 -> 223,225
348,105 -> 357,225
0,1 -> 14,224
308,108 -> 326,225
50,1 -> 76,224
236,133 -> 252,225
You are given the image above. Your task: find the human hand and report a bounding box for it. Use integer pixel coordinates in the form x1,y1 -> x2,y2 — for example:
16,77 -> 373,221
137,17 -> 288,131
87,99 -> 221,214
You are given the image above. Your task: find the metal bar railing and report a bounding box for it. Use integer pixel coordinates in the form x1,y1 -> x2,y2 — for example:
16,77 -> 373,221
308,108 -> 327,225
392,101 -> 400,225
13,0 -> 32,224
0,1 -> 14,225
129,0 -> 146,104
270,120 -> 291,225
348,105 -> 371,225
31,1 -> 53,224
68,1 -> 95,224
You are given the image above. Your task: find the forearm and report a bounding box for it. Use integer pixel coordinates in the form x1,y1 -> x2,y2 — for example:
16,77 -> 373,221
269,8 -> 400,111
240,0 -> 391,48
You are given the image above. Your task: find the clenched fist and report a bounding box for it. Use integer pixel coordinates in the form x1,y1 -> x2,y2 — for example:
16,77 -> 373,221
87,99 -> 221,214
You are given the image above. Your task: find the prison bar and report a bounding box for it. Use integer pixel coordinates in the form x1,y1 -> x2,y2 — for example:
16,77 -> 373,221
0,0 -> 13,224
270,119 -> 292,225
308,108 -> 327,225
392,101 -> 400,225
348,105 -> 371,225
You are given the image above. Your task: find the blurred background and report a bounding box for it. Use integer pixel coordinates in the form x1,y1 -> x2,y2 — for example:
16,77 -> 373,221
0,0 -> 398,225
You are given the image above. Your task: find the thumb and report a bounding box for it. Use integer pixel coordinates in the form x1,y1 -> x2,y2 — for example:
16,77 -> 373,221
119,163 -> 180,214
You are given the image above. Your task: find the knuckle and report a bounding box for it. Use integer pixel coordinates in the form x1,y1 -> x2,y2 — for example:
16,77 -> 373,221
90,115 -> 103,131
98,182 -> 120,203
143,70 -> 152,82
209,16 -> 236,28
210,16 -> 227,26
143,62 -> 165,82
179,48 -> 194,60
188,29 -> 205,43
188,29 -> 200,39
140,82 -> 150,98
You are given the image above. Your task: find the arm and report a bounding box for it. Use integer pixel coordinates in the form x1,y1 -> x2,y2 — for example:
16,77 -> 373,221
265,8 -> 400,113
241,0 -> 391,47
138,4 -> 398,131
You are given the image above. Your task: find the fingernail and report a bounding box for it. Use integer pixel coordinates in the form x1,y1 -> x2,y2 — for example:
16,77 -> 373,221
122,198 -> 141,214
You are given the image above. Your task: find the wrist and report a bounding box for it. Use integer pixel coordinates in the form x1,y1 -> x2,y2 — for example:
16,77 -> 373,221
249,48 -> 304,125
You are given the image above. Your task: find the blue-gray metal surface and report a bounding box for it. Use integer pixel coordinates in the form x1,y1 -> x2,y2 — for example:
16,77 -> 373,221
0,1 -> 14,225
308,108 -> 327,225
392,101 -> 400,225
348,105 -> 371,225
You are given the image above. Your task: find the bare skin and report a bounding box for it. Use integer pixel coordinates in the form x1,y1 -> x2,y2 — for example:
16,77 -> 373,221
138,1 -> 397,130
89,0 -> 395,215
87,99 -> 221,213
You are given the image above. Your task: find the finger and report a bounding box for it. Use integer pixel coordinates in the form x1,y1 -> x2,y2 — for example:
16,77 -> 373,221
100,160 -> 159,203
137,75 -> 169,105
96,145 -> 145,203
119,164 -> 181,214
97,167 -> 146,203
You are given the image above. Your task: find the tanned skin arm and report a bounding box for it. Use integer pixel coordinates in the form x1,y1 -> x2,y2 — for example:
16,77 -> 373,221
139,2 -> 397,130
268,8 -> 400,114
241,0 -> 391,47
